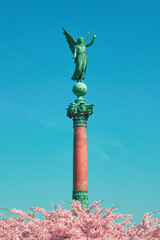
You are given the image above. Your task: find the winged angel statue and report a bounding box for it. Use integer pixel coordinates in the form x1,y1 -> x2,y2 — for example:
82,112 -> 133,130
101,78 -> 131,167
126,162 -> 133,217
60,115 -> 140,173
63,28 -> 96,82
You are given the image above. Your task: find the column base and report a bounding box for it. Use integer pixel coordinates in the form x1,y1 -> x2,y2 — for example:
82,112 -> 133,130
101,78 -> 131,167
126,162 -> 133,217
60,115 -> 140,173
72,190 -> 88,209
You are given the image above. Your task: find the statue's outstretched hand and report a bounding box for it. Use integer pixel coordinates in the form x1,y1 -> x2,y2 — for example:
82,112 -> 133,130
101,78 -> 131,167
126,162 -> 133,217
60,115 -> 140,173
93,33 -> 96,38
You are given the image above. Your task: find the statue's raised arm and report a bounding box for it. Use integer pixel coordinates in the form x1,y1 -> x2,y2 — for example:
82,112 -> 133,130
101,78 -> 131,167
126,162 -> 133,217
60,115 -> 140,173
86,33 -> 96,47
63,28 -> 96,82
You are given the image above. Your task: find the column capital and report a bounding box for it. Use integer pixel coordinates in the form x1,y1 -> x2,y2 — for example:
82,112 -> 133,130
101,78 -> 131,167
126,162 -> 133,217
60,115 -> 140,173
67,101 -> 94,127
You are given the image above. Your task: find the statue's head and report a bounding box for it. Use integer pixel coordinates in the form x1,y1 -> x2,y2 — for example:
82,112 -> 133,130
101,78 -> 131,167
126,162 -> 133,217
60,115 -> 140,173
77,37 -> 83,44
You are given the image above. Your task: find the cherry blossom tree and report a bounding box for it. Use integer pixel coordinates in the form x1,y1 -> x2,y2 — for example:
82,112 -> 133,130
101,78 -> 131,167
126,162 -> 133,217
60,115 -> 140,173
0,200 -> 160,239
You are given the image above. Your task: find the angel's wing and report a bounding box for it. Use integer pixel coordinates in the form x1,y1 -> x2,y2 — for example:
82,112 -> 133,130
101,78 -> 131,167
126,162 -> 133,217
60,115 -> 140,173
62,28 -> 77,54
83,32 -> 91,43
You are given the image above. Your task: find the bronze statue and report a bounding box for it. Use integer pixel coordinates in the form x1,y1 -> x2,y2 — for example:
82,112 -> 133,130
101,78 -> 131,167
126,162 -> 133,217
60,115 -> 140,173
63,28 -> 96,82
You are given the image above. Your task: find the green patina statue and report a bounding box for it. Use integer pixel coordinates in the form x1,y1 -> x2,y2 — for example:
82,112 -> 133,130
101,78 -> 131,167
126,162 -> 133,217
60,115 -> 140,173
63,28 -> 96,82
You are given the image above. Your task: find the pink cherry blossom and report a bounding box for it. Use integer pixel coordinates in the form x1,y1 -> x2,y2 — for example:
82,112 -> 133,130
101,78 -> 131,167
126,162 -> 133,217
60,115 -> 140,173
0,200 -> 159,239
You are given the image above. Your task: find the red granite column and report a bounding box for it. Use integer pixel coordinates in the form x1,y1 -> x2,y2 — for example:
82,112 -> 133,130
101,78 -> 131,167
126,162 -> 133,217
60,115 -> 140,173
67,81 -> 94,208
73,126 -> 88,192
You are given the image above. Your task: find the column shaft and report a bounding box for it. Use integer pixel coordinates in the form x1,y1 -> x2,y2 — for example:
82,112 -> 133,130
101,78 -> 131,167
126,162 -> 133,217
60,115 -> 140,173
67,96 -> 93,208
73,126 -> 88,191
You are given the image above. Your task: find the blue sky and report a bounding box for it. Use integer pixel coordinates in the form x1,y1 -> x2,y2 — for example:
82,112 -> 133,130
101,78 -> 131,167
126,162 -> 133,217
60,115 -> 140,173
0,0 -> 160,223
